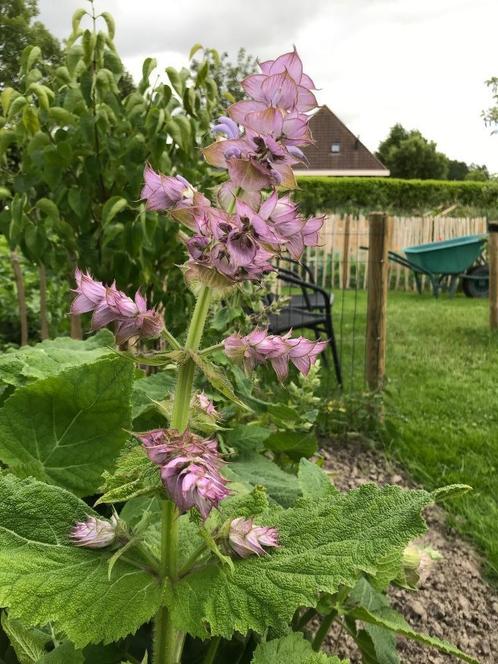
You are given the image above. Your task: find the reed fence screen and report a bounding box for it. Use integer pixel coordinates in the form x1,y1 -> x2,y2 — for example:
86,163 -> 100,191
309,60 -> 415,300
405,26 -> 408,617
302,214 -> 487,292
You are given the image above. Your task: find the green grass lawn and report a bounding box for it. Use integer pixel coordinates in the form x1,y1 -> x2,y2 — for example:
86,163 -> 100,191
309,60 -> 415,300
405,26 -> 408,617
324,289 -> 498,576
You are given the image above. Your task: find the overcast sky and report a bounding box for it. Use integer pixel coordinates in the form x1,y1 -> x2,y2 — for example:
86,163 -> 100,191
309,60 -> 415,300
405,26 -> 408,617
38,0 -> 498,171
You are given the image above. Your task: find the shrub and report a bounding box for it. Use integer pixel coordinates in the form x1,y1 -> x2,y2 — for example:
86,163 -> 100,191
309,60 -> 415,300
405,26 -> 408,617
295,176 -> 498,216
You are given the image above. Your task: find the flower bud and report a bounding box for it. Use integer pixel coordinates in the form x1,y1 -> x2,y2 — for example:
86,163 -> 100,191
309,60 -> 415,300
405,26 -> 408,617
401,544 -> 442,587
194,392 -> 218,417
70,514 -> 120,549
228,517 -> 279,558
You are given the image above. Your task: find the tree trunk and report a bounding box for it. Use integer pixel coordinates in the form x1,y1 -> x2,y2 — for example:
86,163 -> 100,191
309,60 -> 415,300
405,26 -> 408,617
10,251 -> 28,346
39,263 -> 49,340
70,314 -> 83,340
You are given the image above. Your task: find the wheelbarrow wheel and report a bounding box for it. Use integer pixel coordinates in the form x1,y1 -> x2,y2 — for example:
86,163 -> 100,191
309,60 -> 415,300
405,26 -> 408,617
462,265 -> 489,298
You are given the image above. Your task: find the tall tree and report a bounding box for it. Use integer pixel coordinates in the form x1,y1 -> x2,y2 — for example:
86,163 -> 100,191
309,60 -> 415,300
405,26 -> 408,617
192,47 -> 258,113
483,77 -> 498,132
465,163 -> 490,181
376,124 -> 449,179
0,0 -> 61,89
448,159 -> 469,181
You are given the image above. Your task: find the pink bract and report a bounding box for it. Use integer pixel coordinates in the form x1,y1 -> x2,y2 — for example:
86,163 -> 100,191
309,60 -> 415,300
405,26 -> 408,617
224,329 -> 327,380
228,517 -> 279,558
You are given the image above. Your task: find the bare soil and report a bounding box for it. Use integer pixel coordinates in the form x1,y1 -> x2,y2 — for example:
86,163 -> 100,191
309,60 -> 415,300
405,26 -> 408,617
320,437 -> 498,664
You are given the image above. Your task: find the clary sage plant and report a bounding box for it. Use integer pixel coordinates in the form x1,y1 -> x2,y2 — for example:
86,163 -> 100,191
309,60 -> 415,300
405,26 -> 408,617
0,49 -> 476,664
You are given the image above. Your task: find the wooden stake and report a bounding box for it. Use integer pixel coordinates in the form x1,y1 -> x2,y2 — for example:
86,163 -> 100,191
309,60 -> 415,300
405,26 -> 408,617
341,214 -> 351,289
365,212 -> 392,390
39,264 -> 49,340
10,251 -> 28,346
489,221 -> 498,330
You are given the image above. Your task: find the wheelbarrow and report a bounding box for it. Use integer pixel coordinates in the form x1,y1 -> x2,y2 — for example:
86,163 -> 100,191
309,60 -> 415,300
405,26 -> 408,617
388,235 -> 489,298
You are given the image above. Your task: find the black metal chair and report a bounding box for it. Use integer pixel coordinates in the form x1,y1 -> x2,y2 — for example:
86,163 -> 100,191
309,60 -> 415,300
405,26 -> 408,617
273,257 -> 330,311
266,270 -> 342,387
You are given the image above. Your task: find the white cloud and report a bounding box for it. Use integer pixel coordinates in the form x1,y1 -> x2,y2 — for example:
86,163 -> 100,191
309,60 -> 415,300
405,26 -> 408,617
38,0 -> 498,170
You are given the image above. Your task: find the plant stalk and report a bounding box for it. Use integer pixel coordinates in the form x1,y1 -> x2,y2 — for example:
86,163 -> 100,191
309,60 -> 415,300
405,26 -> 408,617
312,609 -> 338,651
203,636 -> 221,664
154,285 -> 212,664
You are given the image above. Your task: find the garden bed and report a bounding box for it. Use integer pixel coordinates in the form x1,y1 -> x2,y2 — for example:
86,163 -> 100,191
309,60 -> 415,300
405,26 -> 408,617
322,437 -> 498,663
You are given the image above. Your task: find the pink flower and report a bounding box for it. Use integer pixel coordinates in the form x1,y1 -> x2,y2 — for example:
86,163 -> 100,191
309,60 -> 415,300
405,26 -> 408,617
71,268 -> 108,315
228,517 -> 279,558
141,165 -> 194,211
258,193 -> 325,258
135,429 -> 230,518
195,392 -> 218,417
184,208 -> 275,284
241,48 -> 317,114
212,115 -> 240,140
70,515 -> 119,549
224,329 -> 327,380
203,137 -> 297,192
71,270 -> 164,343
161,458 -> 229,519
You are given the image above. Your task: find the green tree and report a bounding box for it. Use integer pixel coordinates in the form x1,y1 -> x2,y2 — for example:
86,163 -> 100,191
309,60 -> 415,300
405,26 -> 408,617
0,0 -> 61,89
0,2 -> 222,342
376,124 -> 449,179
465,163 -> 490,181
483,76 -> 498,131
447,159 -> 469,181
192,47 -> 258,113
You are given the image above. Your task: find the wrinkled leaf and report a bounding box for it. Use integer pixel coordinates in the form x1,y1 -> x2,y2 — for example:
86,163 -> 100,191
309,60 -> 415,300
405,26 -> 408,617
0,474 -> 161,648
0,356 -> 133,496
164,485 -> 433,638
252,632 -> 345,663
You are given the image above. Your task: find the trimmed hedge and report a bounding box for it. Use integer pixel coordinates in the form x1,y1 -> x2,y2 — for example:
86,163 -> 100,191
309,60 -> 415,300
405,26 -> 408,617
295,177 -> 498,216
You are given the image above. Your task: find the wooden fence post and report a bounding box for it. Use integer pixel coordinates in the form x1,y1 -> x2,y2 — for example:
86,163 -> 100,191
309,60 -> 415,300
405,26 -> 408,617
365,212 -> 392,390
488,221 -> 498,330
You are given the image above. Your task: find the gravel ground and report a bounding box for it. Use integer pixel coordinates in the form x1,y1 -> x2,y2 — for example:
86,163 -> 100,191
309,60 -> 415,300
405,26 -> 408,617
320,437 -> 498,664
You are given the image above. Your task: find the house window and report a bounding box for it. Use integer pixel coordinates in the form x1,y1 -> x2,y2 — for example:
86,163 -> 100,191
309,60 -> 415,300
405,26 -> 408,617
330,142 -> 341,154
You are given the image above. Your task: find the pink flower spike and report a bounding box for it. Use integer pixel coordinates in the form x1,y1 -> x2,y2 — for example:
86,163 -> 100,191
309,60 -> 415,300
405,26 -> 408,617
70,268 -> 164,343
135,428 -> 230,518
229,517 -> 279,558
141,164 -> 192,211
224,329 -> 327,379
70,514 -> 119,549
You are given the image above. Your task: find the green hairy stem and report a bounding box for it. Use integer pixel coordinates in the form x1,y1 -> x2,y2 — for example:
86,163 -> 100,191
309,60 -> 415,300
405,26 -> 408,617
154,285 -> 212,664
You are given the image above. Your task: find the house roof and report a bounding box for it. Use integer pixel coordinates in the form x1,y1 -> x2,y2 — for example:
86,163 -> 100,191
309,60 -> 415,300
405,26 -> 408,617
295,106 -> 389,177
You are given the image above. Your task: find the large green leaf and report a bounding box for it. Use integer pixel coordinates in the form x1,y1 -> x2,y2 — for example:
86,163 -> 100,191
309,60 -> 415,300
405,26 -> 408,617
1,612 -> 50,663
0,356 -> 133,496
0,331 -> 115,388
298,459 -> 337,500
265,430 -> 317,459
348,578 -> 477,664
38,641 -> 84,663
0,474 -> 161,648
131,370 -> 176,420
164,484 -> 432,638
252,632 -> 346,664
225,452 -> 301,507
